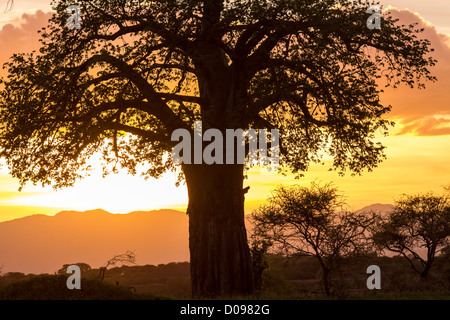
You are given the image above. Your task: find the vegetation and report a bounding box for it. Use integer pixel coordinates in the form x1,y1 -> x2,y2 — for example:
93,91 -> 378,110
250,237 -> 272,292
0,262 -> 189,300
0,0 -> 436,298
0,274 -> 147,300
252,182 -> 378,296
98,251 -> 137,281
3,253 -> 450,300
0,183 -> 449,300
256,252 -> 450,299
372,191 -> 450,278
248,183 -> 450,298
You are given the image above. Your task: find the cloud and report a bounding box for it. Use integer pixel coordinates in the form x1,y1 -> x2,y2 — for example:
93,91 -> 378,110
379,8 -> 450,136
0,10 -> 52,67
397,116 -> 450,136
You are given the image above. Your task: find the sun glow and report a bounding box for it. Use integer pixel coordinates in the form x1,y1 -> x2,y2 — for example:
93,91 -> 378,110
1,161 -> 188,214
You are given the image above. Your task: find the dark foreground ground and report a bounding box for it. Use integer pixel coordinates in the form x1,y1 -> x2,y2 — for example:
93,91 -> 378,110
1,254 -> 450,300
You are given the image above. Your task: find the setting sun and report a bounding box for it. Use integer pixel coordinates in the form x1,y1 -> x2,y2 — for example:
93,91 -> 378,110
0,159 -> 188,215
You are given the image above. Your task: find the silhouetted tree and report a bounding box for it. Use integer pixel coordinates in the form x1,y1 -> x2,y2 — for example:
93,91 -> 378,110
252,183 -> 378,296
0,0 -> 435,297
249,236 -> 271,292
99,251 -> 136,281
372,192 -> 450,278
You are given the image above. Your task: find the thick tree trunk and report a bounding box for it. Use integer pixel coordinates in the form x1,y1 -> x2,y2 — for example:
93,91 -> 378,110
183,163 -> 254,298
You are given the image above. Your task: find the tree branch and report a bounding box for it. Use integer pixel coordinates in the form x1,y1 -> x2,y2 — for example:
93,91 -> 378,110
71,53 -> 189,131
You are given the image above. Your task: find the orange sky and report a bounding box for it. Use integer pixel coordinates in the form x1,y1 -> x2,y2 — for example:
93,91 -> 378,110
0,1 -> 449,222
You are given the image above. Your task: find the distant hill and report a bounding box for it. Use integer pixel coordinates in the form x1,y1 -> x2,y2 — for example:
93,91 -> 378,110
0,209 -> 190,274
0,204 -> 395,275
355,203 -> 395,215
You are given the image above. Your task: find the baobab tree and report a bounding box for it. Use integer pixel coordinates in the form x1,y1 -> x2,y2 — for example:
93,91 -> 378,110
0,0 -> 436,297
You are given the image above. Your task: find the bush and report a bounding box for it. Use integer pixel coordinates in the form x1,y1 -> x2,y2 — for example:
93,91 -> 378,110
0,274 -> 155,300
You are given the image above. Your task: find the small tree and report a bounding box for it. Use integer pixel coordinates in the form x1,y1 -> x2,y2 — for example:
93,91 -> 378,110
99,251 -> 136,281
252,182 -> 377,296
372,192 -> 450,278
249,236 -> 271,293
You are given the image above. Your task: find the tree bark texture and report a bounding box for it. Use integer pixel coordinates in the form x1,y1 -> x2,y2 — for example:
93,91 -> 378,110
184,164 -> 254,297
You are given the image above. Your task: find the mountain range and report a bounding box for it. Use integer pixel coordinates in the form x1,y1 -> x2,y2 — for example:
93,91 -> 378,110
0,209 -> 189,274
0,204 -> 394,274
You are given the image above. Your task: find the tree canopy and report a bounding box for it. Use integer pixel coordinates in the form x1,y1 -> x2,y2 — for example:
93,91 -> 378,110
372,191 -> 450,278
0,0 -> 436,189
252,182 -> 378,295
0,0 -> 437,297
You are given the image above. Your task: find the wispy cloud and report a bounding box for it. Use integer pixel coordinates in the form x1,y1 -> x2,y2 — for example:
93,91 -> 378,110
379,8 -> 450,136
0,10 -> 51,66
397,116 -> 450,136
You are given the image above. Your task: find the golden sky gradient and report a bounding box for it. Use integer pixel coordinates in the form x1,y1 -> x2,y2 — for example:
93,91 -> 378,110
0,1 -> 449,222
